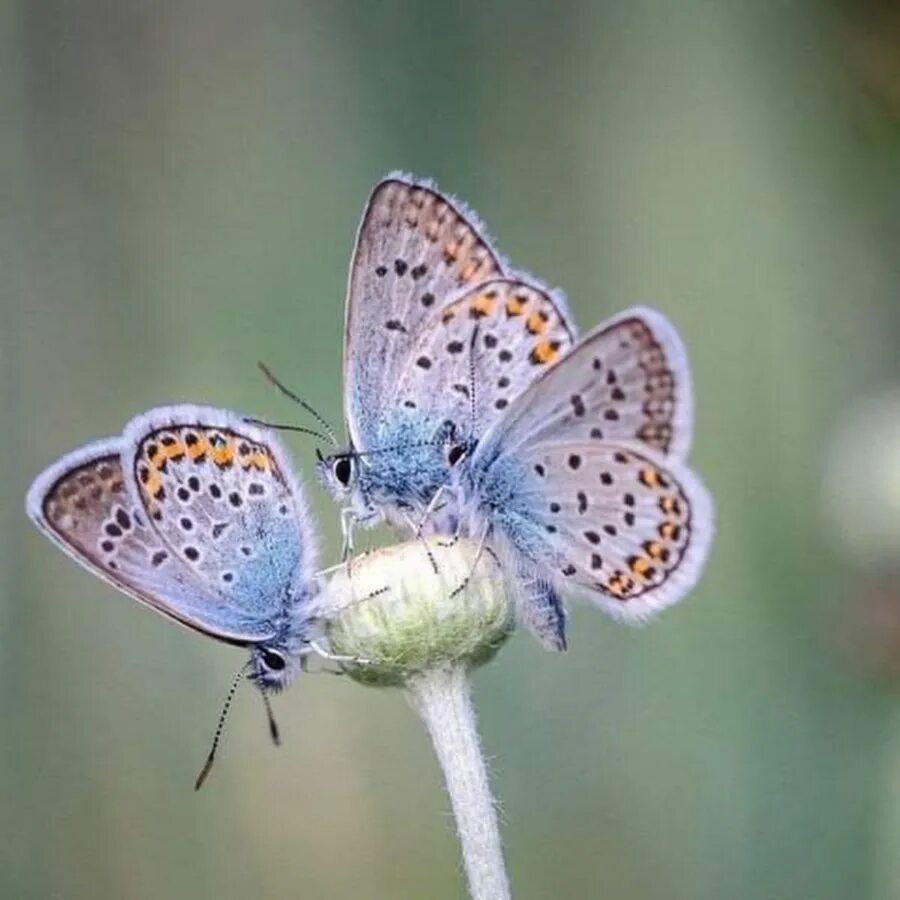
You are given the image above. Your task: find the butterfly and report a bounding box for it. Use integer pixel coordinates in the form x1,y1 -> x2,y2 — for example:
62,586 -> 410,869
315,173 -> 577,552
451,306 -> 714,649
26,405 -> 328,787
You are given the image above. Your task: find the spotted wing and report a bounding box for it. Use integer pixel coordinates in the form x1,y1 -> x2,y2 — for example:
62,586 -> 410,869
344,174 -> 506,448
390,279 -> 575,443
122,406 -> 318,632
25,439 -> 259,643
490,443 -> 712,623
476,307 -> 694,463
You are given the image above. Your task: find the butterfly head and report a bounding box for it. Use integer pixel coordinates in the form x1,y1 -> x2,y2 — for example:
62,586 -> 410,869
314,447 -> 382,526
249,643 -> 301,691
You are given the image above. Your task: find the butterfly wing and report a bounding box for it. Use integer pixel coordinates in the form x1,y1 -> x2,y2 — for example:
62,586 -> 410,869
390,278 -> 576,444
121,406 -> 318,633
467,308 -> 711,626
344,174 -> 506,449
485,442 -> 712,622
475,306 -> 694,463
26,439 -> 260,643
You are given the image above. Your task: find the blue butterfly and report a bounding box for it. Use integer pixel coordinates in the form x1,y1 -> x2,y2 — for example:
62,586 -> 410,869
26,405 -> 326,786
451,308 -> 715,649
316,173 -> 577,552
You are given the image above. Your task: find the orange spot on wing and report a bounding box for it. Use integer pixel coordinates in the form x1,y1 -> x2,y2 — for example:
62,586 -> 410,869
659,496 -> 681,517
529,340 -> 561,365
469,293 -> 496,318
505,295 -> 528,317
628,555 -> 655,582
645,541 -> 667,561
639,467 -> 660,488
246,451 -> 270,472
526,312 -> 547,335
144,471 -> 162,499
607,573 -> 633,599
211,441 -> 234,468
187,436 -> 210,460
162,440 -> 186,461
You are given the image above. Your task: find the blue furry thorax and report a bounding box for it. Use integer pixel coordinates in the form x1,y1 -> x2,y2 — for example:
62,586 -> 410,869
357,411 -> 455,513
458,450 -> 550,561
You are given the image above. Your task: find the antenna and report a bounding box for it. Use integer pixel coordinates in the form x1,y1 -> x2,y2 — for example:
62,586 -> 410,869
258,362 -> 338,446
467,323 -> 480,440
260,690 -> 281,746
194,664 -> 249,791
244,417 -> 331,444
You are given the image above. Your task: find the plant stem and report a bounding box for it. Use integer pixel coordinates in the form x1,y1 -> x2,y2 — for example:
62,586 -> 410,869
407,665 -> 511,900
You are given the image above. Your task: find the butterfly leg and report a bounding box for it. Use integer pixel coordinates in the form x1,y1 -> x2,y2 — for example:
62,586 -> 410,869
316,548 -> 374,579
449,523 -> 492,599
321,584 -> 391,620
309,640 -> 372,667
414,485 -> 447,537
401,511 -> 440,575
260,690 -> 281,745
297,646 -> 345,677
340,508 -> 356,562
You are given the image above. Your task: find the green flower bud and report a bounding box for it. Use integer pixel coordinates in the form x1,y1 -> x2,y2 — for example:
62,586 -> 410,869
321,538 -> 514,686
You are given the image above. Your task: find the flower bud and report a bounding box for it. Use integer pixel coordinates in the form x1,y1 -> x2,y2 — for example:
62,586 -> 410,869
320,538 -> 514,686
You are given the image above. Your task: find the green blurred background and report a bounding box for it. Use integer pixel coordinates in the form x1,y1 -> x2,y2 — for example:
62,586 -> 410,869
4,2 -> 900,898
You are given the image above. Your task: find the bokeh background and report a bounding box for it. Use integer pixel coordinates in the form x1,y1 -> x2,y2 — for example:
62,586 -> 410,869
3,2 -> 900,898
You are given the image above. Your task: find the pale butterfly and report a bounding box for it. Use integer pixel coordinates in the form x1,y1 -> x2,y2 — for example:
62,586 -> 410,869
451,307 -> 714,649
315,173 -> 577,551
26,405 -> 337,787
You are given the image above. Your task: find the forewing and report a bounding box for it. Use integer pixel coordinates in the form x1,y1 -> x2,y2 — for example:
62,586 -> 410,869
122,406 -> 318,629
515,442 -> 712,621
26,440 -> 258,643
344,174 -> 505,447
476,307 -> 694,463
391,278 -> 575,442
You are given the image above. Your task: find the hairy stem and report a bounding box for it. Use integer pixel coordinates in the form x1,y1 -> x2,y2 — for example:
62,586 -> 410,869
407,665 -> 511,900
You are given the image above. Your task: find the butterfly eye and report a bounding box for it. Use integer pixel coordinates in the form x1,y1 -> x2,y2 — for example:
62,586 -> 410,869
262,649 -> 286,671
333,456 -> 353,486
446,444 -> 468,467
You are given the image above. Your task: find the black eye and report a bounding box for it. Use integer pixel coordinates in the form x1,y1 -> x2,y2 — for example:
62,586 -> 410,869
447,444 -> 467,467
263,650 -> 286,671
334,457 -> 353,486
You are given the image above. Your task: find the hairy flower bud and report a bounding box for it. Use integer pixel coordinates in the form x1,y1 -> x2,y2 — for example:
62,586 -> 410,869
321,538 -> 514,686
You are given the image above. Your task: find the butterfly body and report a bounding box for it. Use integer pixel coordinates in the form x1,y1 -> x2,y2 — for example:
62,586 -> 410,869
461,450 -> 544,557
27,406 -> 322,693
316,410 -> 458,532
